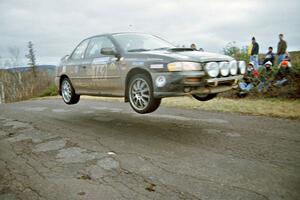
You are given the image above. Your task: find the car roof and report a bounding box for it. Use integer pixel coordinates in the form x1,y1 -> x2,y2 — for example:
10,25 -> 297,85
85,32 -> 153,40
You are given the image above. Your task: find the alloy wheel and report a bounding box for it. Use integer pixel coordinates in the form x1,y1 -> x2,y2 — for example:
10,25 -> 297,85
129,78 -> 151,111
62,80 -> 72,103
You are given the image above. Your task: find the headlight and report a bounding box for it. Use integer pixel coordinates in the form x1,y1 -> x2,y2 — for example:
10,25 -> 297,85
229,60 -> 238,75
205,62 -> 219,77
219,62 -> 230,76
167,62 -> 202,71
238,61 -> 246,74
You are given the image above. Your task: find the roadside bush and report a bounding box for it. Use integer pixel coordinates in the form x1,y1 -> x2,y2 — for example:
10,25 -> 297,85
0,69 -> 55,103
39,84 -> 58,97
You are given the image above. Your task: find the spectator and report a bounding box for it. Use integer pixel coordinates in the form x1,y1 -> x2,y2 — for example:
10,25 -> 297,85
274,60 -> 292,87
250,37 -> 259,69
257,61 -> 274,92
239,62 -> 259,93
277,34 -> 287,64
247,43 -> 253,56
263,47 -> 275,65
190,44 -> 197,50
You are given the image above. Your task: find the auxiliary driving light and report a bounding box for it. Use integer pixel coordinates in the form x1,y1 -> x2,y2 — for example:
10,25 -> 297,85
205,62 -> 219,77
229,60 -> 238,75
219,62 -> 230,76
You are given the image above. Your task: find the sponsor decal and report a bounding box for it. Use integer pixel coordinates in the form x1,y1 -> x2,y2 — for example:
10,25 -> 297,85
132,61 -> 144,66
155,76 -> 167,87
150,64 -> 164,69
92,57 -> 110,64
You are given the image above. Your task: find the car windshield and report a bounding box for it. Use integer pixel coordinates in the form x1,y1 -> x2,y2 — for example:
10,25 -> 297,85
112,33 -> 175,52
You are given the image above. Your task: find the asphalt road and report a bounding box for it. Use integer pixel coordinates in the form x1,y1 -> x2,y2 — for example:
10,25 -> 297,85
0,97 -> 299,200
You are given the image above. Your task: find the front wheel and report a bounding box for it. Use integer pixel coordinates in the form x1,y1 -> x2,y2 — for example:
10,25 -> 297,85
61,78 -> 80,104
128,74 -> 161,114
192,93 -> 217,101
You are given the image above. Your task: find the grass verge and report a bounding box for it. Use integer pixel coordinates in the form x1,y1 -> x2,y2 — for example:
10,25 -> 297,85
161,96 -> 300,119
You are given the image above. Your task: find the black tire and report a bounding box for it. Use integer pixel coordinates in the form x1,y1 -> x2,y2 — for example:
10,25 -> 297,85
61,78 -> 80,105
192,93 -> 217,101
128,74 -> 161,114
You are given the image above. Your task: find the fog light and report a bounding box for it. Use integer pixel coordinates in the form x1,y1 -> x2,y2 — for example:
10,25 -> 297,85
185,77 -> 201,83
155,76 -> 166,87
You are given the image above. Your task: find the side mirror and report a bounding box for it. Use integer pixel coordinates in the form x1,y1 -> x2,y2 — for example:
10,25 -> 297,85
101,48 -> 117,56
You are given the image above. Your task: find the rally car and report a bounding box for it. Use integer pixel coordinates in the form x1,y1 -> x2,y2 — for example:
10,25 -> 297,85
55,32 -> 245,113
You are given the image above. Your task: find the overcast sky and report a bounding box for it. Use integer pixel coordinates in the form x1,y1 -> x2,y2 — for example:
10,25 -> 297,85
0,0 -> 299,66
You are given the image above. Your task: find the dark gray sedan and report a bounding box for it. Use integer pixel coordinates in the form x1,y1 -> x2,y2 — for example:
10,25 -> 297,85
55,32 -> 245,114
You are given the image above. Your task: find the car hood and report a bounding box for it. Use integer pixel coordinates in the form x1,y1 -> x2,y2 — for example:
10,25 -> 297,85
137,50 -> 234,63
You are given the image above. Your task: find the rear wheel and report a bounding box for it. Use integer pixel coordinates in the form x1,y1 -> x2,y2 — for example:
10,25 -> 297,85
128,74 -> 161,114
61,78 -> 80,104
192,93 -> 217,101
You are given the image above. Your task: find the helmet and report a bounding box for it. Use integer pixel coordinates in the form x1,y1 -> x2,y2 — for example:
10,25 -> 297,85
248,62 -> 255,67
281,60 -> 289,67
264,61 -> 272,66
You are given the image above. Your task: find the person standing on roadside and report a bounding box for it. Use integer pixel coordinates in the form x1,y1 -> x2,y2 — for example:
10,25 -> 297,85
250,37 -> 259,69
277,33 -> 287,64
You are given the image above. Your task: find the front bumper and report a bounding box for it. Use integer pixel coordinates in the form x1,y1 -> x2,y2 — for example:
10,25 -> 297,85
151,71 -> 242,98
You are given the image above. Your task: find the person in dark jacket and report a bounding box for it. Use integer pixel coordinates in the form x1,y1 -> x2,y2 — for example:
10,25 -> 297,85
250,37 -> 259,69
277,34 -> 287,64
263,47 -> 275,65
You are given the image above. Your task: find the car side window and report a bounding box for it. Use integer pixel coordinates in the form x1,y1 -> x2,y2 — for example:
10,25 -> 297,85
70,39 -> 90,60
85,36 -> 115,58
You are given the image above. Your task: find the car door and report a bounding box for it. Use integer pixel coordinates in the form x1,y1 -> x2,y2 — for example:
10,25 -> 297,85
67,39 -> 96,93
84,36 -> 122,96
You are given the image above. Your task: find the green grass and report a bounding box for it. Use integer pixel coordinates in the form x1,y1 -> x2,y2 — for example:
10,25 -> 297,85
161,96 -> 300,119
290,51 -> 300,71
38,85 -> 58,97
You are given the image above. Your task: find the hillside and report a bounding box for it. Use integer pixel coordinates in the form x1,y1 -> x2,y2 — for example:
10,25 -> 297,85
289,51 -> 300,69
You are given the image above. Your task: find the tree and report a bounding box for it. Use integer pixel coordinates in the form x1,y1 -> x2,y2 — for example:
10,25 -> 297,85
25,41 -> 37,76
222,41 -> 249,63
8,46 -> 21,66
222,41 -> 240,57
